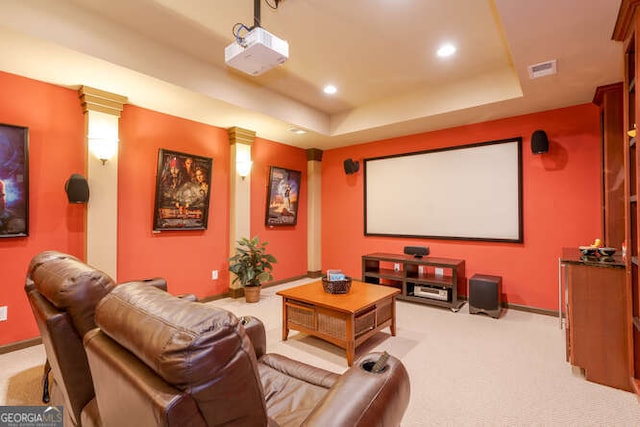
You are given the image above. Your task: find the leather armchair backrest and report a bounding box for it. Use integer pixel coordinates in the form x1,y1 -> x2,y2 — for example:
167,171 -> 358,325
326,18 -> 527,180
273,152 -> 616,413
26,287 -> 95,426
25,250 -> 80,291
24,250 -> 114,426
30,254 -> 115,337
84,328 -> 205,427
93,282 -> 269,426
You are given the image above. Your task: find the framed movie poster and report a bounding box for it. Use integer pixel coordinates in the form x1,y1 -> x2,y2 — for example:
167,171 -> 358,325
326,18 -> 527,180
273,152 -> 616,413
0,123 -> 29,237
265,166 -> 301,226
153,149 -> 213,231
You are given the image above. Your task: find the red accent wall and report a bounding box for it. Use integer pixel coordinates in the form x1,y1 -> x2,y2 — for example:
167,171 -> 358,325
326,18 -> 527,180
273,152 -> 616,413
117,106 -> 231,297
322,104 -> 602,310
116,115 -> 310,294
0,69 -> 601,346
251,137 -> 308,280
0,71 -> 85,346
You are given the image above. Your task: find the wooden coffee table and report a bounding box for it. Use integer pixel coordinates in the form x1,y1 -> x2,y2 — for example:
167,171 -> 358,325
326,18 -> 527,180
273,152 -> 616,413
277,280 -> 399,366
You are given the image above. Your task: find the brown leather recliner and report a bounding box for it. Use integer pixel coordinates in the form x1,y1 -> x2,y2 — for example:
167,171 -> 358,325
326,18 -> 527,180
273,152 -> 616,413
24,251 -> 169,427
84,282 -> 410,427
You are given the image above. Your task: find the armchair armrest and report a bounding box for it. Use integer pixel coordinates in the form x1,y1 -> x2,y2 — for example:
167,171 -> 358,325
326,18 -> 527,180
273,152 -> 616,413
118,277 -> 167,292
240,316 -> 267,359
302,352 -> 410,427
118,278 -> 197,300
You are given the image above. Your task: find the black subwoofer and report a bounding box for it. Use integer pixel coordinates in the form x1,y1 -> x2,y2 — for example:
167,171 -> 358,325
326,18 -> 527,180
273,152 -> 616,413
469,274 -> 502,319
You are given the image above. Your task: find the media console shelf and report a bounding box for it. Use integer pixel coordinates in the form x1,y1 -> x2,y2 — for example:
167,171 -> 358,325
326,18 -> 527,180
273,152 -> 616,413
362,253 -> 466,311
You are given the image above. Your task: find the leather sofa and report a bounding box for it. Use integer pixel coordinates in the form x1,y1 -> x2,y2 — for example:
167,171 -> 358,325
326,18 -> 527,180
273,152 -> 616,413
24,251 -> 169,427
85,282 -> 411,426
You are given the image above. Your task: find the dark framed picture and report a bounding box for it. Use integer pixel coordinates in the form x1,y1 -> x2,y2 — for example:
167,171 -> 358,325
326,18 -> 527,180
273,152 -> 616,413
153,148 -> 213,231
265,166 -> 301,226
0,123 -> 29,237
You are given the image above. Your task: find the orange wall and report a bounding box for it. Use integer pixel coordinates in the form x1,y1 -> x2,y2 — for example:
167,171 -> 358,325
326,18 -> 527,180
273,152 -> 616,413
0,69 -> 601,346
322,104 -> 602,311
0,74 -> 310,346
251,137 -> 308,280
117,106 -> 232,297
117,109 -> 309,295
0,72 -> 85,345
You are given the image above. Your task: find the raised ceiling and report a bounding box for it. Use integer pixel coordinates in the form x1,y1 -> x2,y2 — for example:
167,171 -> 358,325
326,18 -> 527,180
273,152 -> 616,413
0,0 -> 624,149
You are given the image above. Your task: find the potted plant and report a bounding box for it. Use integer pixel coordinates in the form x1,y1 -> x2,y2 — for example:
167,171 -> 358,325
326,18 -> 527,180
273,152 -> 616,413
228,236 -> 277,303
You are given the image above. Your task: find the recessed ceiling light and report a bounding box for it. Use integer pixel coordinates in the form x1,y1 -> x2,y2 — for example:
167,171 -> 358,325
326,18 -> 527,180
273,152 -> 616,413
323,84 -> 338,95
437,43 -> 456,58
288,127 -> 306,134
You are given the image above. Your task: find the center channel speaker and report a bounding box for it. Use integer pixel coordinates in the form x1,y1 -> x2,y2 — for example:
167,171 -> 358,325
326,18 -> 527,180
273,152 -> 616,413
403,246 -> 430,258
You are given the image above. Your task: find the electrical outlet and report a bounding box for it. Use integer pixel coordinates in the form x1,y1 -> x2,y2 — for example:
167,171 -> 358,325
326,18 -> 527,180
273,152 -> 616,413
0,306 -> 7,321
211,270 -> 218,280
394,263 -> 400,272
435,267 -> 444,277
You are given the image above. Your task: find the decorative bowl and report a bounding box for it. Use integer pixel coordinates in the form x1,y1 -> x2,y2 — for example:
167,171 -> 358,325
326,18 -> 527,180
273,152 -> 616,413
322,276 -> 352,294
598,247 -> 616,256
578,246 -> 597,256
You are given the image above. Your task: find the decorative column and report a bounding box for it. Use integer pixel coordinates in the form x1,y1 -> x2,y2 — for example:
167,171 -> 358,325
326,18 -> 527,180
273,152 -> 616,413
306,148 -> 323,277
78,86 -> 127,279
228,126 -> 255,297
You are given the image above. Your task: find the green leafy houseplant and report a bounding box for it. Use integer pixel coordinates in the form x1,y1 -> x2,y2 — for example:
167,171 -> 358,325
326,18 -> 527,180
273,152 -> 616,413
228,236 -> 277,288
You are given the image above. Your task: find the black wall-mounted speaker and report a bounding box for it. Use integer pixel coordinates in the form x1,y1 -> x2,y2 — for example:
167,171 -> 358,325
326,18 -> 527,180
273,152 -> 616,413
65,174 -> 89,203
531,129 -> 549,154
403,246 -> 430,258
343,158 -> 360,175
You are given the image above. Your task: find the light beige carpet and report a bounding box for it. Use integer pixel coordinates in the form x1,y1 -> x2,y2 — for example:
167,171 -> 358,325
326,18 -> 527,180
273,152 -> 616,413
3,278 -> 640,425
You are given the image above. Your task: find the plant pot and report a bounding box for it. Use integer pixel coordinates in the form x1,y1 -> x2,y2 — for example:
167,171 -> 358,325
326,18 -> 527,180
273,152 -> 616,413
244,286 -> 261,303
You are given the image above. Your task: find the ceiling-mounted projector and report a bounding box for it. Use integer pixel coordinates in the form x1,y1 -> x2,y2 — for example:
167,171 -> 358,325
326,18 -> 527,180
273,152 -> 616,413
225,27 -> 289,76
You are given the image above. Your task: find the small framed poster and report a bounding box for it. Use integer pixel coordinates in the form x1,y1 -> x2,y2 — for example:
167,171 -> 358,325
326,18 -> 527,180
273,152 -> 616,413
153,148 -> 212,231
0,123 -> 29,237
265,166 -> 301,226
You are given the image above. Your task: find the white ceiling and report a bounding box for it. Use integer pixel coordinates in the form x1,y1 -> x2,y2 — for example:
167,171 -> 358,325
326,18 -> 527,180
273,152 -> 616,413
0,0 -> 624,150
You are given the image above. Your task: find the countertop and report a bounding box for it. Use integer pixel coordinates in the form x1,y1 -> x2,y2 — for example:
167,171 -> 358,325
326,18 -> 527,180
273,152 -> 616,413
560,247 -> 625,268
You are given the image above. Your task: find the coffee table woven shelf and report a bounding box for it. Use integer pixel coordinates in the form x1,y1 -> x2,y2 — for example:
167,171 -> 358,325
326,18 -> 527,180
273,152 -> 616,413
277,280 -> 399,366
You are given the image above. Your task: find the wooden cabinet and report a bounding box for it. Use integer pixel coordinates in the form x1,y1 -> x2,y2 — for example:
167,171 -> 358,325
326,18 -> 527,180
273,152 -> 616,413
614,0 -> 640,395
561,249 -> 632,391
362,253 -> 465,311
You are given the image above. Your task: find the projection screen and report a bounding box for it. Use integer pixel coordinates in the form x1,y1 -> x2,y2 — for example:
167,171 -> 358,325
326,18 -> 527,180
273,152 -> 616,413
364,138 -> 522,242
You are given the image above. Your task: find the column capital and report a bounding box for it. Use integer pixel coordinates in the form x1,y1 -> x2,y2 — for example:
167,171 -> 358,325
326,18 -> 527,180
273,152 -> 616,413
306,148 -> 323,161
78,86 -> 127,117
228,127 -> 256,146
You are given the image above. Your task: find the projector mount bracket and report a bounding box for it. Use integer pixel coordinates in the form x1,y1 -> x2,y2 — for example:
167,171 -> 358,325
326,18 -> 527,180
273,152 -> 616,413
233,0 -> 283,44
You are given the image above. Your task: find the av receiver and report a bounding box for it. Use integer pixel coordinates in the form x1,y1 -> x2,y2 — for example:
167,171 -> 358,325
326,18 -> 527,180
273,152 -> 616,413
414,285 -> 449,301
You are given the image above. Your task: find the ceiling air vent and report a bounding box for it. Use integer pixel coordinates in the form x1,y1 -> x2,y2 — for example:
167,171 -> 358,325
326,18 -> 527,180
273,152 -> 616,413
528,60 -> 557,79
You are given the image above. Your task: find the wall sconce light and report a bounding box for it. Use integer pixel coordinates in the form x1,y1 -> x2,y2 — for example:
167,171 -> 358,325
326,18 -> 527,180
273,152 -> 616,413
237,160 -> 253,179
89,137 -> 118,165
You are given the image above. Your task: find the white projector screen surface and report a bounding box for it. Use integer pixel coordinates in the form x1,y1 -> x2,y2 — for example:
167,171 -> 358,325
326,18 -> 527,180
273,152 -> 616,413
364,138 -> 522,242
